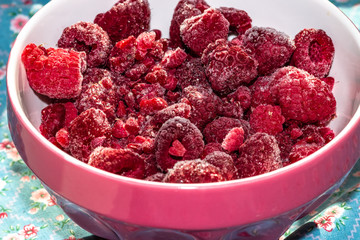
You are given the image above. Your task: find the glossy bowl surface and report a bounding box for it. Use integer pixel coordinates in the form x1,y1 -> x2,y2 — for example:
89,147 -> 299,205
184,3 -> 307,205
6,0 -> 360,239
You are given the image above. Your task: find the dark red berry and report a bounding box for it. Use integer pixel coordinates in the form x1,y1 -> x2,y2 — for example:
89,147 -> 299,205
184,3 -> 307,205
204,151 -> 237,180
218,7 -> 252,35
249,104 -> 285,135
109,36 -> 137,74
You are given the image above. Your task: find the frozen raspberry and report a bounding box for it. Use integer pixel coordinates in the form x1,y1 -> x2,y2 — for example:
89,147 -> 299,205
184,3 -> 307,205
163,159 -> 225,183
112,120 -> 129,138
145,172 -> 166,182
68,108 -> 111,162
109,36 -> 137,74
288,142 -> 321,163
57,21 -> 112,68
291,28 -> 334,78
249,104 -> 285,135
272,67 -> 336,123
55,128 -> 70,148
203,117 -> 250,144
124,117 -> 140,135
227,86 -> 252,111
94,0 -> 150,43
155,117 -> 204,171
168,139 -> 187,157
169,0 -> 210,48
75,77 -> 119,122
21,43 -> 86,99
160,48 -> 187,69
139,97 -> 168,115
298,124 -> 335,146
132,83 -> 166,106
180,8 -> 230,56
145,64 -> 167,85
175,57 -> 209,90
275,131 -> 294,162
125,57 -> 155,81
204,151 -> 237,180
88,147 -> 145,179
236,132 -> 282,178
182,86 -> 220,129
242,26 -> 295,76
82,68 -> 111,85
320,76 -> 335,90
201,142 -> 223,158
201,39 -> 258,95
39,102 -> 77,139
135,31 -> 157,60
218,7 -> 252,35
150,102 -> 191,128
217,97 -> 243,120
116,100 -> 127,118
221,127 -> 244,152
250,76 -> 276,108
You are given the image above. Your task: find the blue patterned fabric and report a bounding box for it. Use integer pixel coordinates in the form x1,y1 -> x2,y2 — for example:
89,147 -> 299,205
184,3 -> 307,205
0,0 -> 359,239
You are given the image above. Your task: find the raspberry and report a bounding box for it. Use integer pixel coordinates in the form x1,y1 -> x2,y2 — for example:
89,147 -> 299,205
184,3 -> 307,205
275,131 -> 294,162
150,102 -> 191,128
218,7 -> 252,35
88,147 -> 145,179
124,117 -> 140,136
94,0 -> 150,43
168,139 -> 187,157
250,75 -> 277,108
203,117 -> 250,144
321,76 -> 335,90
39,102 -> 77,139
242,26 -> 295,76
221,127 -> 244,152
182,86 -> 220,129
21,43 -> 86,99
139,97 -> 168,115
145,172 -> 166,182
112,120 -> 129,138
125,57 -> 155,81
145,64 -> 167,85
288,142 -> 321,163
155,117 -> 204,171
236,132 -> 282,178
291,28 -> 334,78
135,31 -> 157,60
249,104 -> 285,135
75,77 -> 119,122
218,97 -> 243,119
57,21 -> 112,68
175,57 -> 209,90
160,48 -> 187,69
180,8 -> 230,56
204,151 -> 237,180
272,67 -> 336,123
201,142 -> 223,158
82,68 -> 111,85
68,108 -> 111,162
109,36 -> 137,74
55,128 -> 70,148
201,39 -> 258,95
169,0 -> 210,48
227,86 -> 252,111
163,159 -> 225,183
132,83 -> 166,106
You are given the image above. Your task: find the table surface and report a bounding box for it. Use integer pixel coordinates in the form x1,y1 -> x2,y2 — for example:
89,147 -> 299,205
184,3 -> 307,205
0,0 -> 360,239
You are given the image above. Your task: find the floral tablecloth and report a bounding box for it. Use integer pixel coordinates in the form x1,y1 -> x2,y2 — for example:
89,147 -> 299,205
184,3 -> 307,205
0,0 -> 359,239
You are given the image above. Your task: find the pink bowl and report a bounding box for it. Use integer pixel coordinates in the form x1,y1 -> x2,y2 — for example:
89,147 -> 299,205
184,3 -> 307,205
6,0 -> 360,239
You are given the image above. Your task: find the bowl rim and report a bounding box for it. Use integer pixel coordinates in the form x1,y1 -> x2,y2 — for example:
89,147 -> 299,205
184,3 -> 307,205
6,0 -> 360,229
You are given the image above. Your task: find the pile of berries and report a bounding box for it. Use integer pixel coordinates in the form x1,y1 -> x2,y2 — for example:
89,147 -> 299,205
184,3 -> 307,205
21,0 -> 337,183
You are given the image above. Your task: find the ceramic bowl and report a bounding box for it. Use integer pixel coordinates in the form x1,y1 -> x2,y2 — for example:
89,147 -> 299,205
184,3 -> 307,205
6,0 -> 360,239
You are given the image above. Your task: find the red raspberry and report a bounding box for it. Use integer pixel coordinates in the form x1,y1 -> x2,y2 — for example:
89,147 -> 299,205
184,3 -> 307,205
218,97 -> 243,120
236,132 -> 282,178
272,67 -> 336,123
204,151 -> 237,180
124,117 -> 140,136
68,108 -> 111,162
288,142 -> 321,163
88,147 -> 145,179
109,36 -> 137,74
201,39 -> 258,95
145,64 -> 167,85
135,31 -> 157,60
160,48 -> 187,69
218,7 -> 252,35
203,117 -> 250,144
163,159 -> 225,183
145,172 -> 166,182
168,139 -> 187,157
150,102 -> 191,128
182,86 -> 220,129
75,77 -> 119,122
175,57 -> 209,90
291,28 -> 334,78
298,124 -> 335,146
321,76 -> 335,91
249,104 -> 285,135
57,21 -> 112,68
201,142 -> 223,158
275,131 -> 295,162
139,97 -> 168,115
94,0 -> 150,43
132,83 -> 166,106
242,26 -> 295,76
180,8 -> 230,56
169,0 -> 210,48
21,43 -> 86,99
125,57 -> 155,81
82,68 -> 111,85
55,128 -> 70,148
221,127 -> 244,152
112,120 -> 129,138
227,86 -> 252,111
155,117 -> 204,171
39,102 -> 77,139
250,75 -> 277,108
